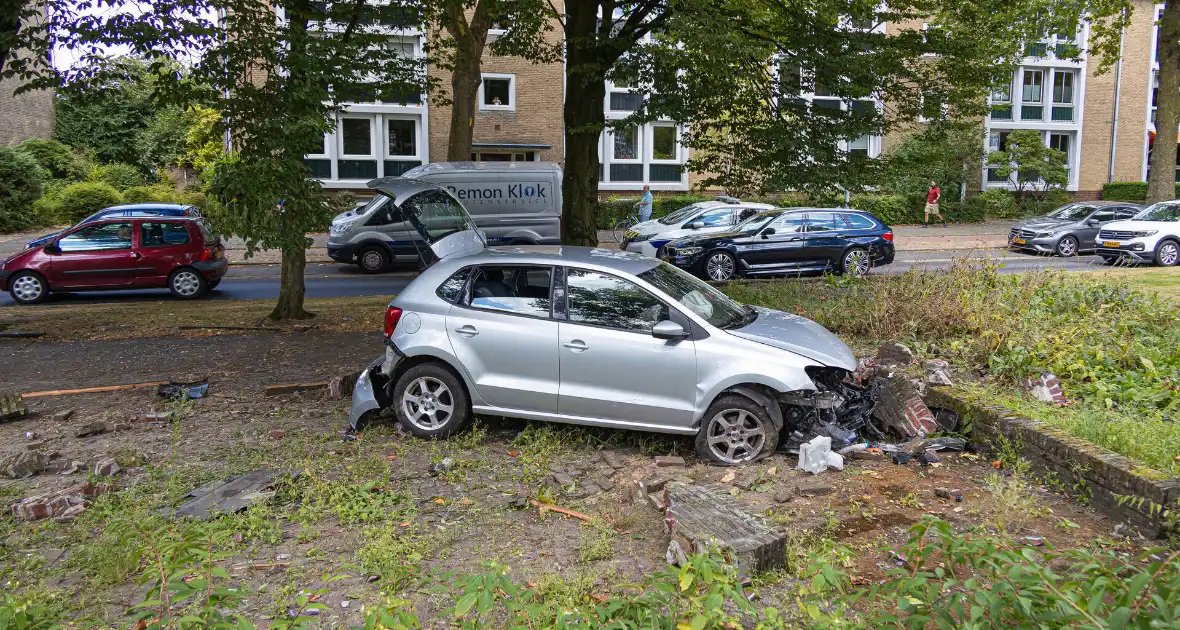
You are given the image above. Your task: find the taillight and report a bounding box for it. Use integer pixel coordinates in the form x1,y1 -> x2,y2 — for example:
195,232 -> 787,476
882,231 -> 894,242
199,248 -> 213,262
384,307 -> 403,338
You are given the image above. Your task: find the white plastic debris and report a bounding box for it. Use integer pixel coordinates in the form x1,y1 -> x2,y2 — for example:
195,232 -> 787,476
797,436 -> 844,474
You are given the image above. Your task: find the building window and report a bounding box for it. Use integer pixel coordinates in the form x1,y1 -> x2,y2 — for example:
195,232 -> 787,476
987,130 -> 1010,182
849,135 -> 870,158
479,74 -> 515,110
1051,71 -> 1074,121
387,118 -> 416,157
651,125 -> 677,161
340,117 -> 373,157
1020,70 -> 1043,121
1049,132 -> 1071,179
471,151 -> 537,162
613,126 -> 639,161
991,76 -> 1013,120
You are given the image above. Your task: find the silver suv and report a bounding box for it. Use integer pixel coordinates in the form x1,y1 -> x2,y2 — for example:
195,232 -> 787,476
349,179 -> 859,464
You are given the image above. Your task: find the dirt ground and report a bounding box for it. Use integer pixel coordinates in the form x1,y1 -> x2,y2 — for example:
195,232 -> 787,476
0,331 -> 1144,626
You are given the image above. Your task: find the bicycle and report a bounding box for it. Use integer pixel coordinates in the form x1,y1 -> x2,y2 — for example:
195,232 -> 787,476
612,214 -> 639,244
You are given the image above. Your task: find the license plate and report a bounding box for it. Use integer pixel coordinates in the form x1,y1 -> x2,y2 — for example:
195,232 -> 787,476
1012,238 -> 1026,245
1103,241 -> 1120,248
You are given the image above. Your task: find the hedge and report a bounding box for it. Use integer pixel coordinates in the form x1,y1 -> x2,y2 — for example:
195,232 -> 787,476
122,184 -> 205,207
53,182 -> 125,223
0,147 -> 47,233
1101,181 -> 1180,201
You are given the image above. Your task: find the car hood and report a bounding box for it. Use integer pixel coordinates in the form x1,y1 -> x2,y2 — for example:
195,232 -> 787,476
632,219 -> 677,235
727,307 -> 857,371
1012,217 -> 1074,230
671,229 -> 747,247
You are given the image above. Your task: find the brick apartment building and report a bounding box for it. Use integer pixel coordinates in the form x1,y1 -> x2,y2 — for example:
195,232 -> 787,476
310,0 -> 1168,200
0,3 -> 56,147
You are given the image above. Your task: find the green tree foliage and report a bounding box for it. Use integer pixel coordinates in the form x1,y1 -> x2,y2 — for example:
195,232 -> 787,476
54,57 -> 156,166
52,182 -> 124,223
137,108 -> 194,173
986,129 -> 1068,199
181,106 -> 224,182
12,139 -> 88,181
0,147 -> 46,232
881,122 -> 985,204
90,162 -> 145,191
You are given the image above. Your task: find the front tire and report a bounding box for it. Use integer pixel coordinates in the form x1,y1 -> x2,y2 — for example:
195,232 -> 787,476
8,271 -> 49,304
1055,235 -> 1079,257
357,246 -> 390,274
169,268 -> 208,299
704,251 -> 737,281
1155,240 -> 1180,267
392,363 -> 472,439
841,247 -> 871,276
694,395 -> 779,465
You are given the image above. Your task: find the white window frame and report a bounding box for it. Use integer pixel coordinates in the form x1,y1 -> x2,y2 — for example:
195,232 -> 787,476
478,73 -> 516,111
384,115 -> 420,159
648,123 -> 680,163
338,115 -> 377,160
307,130 -> 332,159
611,125 -> 642,164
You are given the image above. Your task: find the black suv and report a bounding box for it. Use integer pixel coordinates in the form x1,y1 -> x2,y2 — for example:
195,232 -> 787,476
661,208 -> 895,280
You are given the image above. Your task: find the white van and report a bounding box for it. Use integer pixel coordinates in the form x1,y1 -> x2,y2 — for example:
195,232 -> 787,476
327,162 -> 561,273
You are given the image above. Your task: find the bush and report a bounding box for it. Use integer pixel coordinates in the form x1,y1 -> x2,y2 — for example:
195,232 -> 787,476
91,162 -> 145,191
0,147 -> 47,232
849,193 -> 909,224
54,182 -> 125,223
1100,181 -> 1180,201
13,138 -> 89,180
971,188 -> 1018,218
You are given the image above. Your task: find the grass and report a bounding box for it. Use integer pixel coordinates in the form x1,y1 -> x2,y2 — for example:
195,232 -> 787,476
1088,267 -> 1180,301
0,295 -> 388,341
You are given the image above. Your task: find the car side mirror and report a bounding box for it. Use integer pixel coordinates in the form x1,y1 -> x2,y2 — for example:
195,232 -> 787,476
689,221 -> 705,230
1086,218 -> 1100,226
652,320 -> 688,340
43,243 -> 61,254
761,227 -> 776,238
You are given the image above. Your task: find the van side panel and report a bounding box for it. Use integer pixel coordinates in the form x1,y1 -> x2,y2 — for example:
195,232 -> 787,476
414,169 -> 561,245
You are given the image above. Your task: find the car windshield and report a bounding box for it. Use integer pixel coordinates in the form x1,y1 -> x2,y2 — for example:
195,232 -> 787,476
638,262 -> 752,329
658,203 -> 710,225
1045,204 -> 1095,220
1134,202 -> 1180,222
736,210 -> 784,234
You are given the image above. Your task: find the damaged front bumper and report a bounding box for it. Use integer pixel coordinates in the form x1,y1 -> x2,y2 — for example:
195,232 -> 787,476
348,352 -> 396,429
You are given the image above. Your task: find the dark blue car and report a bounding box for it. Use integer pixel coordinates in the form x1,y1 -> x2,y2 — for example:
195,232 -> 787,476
27,203 -> 201,249
660,208 -> 895,280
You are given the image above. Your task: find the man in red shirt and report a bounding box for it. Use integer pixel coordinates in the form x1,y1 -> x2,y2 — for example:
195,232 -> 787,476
923,180 -> 947,228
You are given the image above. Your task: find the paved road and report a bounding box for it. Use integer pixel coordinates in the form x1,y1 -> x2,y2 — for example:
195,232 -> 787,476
0,249 -> 1121,307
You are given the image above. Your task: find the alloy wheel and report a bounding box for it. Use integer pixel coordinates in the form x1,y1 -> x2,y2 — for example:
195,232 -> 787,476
401,376 -> 455,430
706,253 -> 735,280
1161,242 -> 1179,266
172,271 -> 202,297
361,249 -> 385,272
844,249 -> 871,275
704,408 -> 767,464
1057,237 -> 1078,257
11,275 -> 44,303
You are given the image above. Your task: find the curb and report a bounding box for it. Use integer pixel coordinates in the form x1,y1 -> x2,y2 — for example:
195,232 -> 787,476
926,388 -> 1180,537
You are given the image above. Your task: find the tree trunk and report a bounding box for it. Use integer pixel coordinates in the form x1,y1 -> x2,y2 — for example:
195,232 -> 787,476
448,42 -> 484,161
269,242 -> 311,320
1148,1 -> 1180,203
0,0 -> 21,75
561,0 -> 607,246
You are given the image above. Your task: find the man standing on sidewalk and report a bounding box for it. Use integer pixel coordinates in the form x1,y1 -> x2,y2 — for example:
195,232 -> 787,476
923,180 -> 947,228
635,185 -> 654,223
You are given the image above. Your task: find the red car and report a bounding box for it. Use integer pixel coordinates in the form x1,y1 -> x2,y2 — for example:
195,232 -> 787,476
0,217 -> 228,304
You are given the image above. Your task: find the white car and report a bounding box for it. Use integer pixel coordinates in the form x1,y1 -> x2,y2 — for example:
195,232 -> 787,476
1094,201 -> 1180,266
621,198 -> 777,257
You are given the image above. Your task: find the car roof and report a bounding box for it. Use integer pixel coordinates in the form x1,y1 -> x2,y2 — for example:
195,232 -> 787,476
86,215 -> 203,224
1077,201 -> 1145,207
453,245 -> 662,275
99,203 -> 193,212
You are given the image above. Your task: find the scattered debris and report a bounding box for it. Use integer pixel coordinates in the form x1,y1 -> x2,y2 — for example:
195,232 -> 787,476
428,457 -> 455,476
773,489 -> 793,503
797,436 -> 844,474
599,451 -> 624,470
1021,536 -> 1045,547
665,539 -> 688,566
327,376 -> 345,400
1,452 -> 50,479
918,452 -> 940,466
24,381 -> 168,399
653,455 -> 686,468
1,391 -> 28,422
641,476 -> 671,494
168,470 -> 297,520
925,437 -> 967,452
93,457 -> 121,477
934,487 -> 951,500
156,381 -> 210,400
924,360 -> 954,386
11,482 -> 109,521
876,341 -> 914,366
52,408 -> 75,423
268,430 -> 286,439
0,331 -> 43,338
796,483 -> 835,497
25,441 -> 46,451
23,431 -> 38,440
663,482 -> 788,574
872,377 -> 938,438
529,499 -> 592,522
1027,373 -> 1067,404
719,470 -> 737,484
139,411 -> 174,423
75,421 -> 109,438
60,461 -> 84,475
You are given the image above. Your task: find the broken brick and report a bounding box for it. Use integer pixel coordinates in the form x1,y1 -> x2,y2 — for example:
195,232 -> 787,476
11,482 -> 109,521
1026,373 -> 1066,404
52,408 -> 76,423
75,421 -> 109,437
93,457 -> 121,477
873,377 -> 938,438
654,456 -> 686,468
267,430 -> 286,439
663,482 -> 787,574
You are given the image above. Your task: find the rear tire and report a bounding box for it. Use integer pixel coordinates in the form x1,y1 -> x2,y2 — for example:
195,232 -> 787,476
168,268 -> 208,299
1055,235 -> 1079,257
704,251 -> 737,281
208,280 -> 221,290
8,271 -> 49,305
392,363 -> 472,439
841,247 -> 871,275
357,246 -> 389,274
1155,240 -> 1179,267
694,395 -> 779,465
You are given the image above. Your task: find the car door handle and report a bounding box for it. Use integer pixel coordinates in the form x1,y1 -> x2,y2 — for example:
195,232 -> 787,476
563,340 -> 588,352
786,237 -> 802,242
454,325 -> 479,337
131,252 -> 142,259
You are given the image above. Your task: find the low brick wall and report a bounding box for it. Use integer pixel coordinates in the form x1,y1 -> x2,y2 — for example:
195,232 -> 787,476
926,388 -> 1180,536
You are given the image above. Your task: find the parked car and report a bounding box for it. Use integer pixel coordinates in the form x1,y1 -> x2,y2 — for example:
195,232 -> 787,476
1,216 -> 226,304
27,203 -> 202,249
1007,201 -> 1144,256
619,198 -> 777,258
659,208 -> 895,281
328,162 -> 562,273
1094,200 -> 1180,266
347,178 -> 864,465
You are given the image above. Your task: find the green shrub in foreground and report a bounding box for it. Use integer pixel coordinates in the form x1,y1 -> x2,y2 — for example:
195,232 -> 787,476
12,139 -> 90,181
0,147 -> 47,233
90,162 -> 146,191
53,182 -> 124,223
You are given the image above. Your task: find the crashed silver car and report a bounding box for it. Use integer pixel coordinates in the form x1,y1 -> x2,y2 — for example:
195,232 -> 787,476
349,178 -> 873,464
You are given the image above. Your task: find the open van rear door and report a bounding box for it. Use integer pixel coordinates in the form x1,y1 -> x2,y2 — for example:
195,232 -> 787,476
398,188 -> 486,262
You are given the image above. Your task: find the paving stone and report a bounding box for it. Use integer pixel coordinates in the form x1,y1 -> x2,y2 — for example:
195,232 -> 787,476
26,441 -> 46,451
600,451 -> 624,470
876,341 -> 914,365
663,482 -> 788,574
550,470 -> 576,488
75,421 -> 109,437
52,408 -> 76,423
654,455 -> 686,468
1,452 -> 50,479
773,490 -> 794,504
93,457 -> 121,477
596,476 -> 616,492
641,476 -> 671,493
796,483 -> 835,497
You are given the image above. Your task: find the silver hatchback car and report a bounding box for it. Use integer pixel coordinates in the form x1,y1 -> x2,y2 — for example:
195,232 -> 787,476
350,179 -> 860,464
